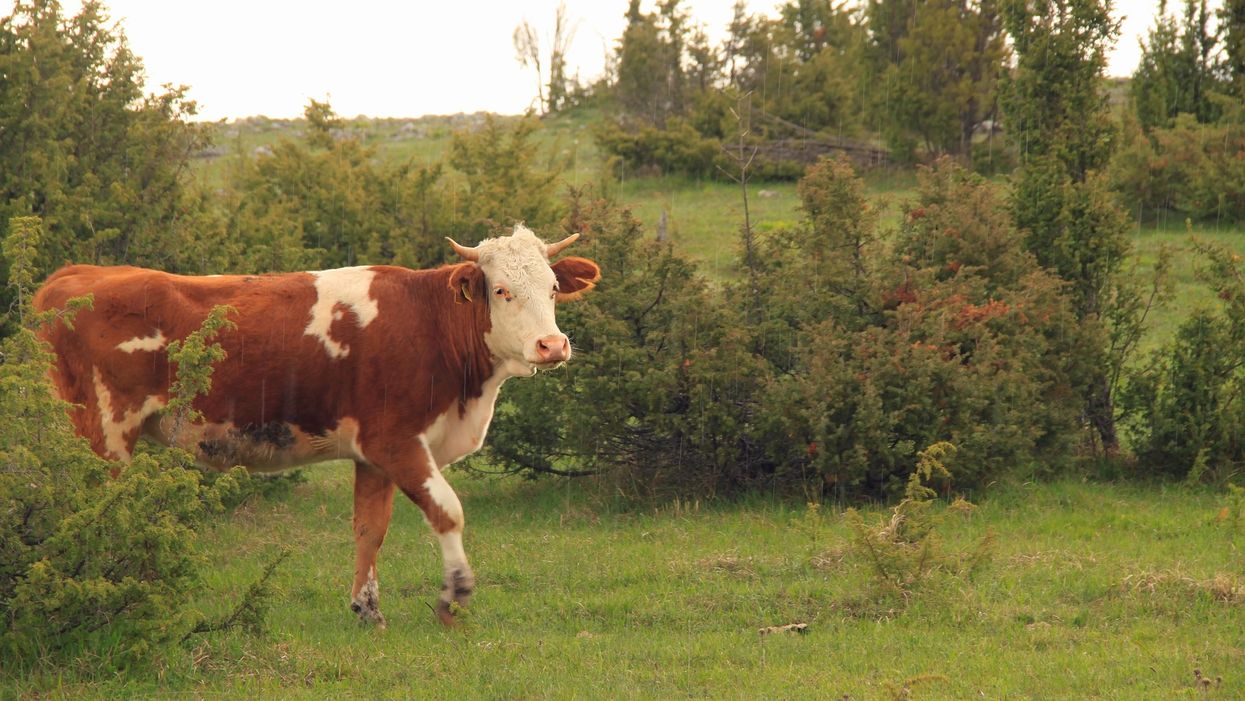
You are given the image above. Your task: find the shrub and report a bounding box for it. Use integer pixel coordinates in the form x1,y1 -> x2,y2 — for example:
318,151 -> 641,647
755,159 -> 1083,495
483,188 -> 771,496
1110,108 -> 1245,224
0,219 -> 266,669
1121,240 -> 1245,481
491,159 -> 1084,499
0,305 -> 237,668
448,114 -> 567,240
593,117 -> 722,178
842,442 -> 993,600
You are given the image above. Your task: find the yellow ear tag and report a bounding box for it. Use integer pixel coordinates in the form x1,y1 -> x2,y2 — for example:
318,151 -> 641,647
460,280 -> 473,302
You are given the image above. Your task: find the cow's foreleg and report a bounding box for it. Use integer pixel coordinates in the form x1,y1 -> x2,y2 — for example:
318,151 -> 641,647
372,437 -> 474,626
350,462 -> 396,626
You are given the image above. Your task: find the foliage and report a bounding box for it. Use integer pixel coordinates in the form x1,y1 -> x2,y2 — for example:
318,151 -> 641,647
484,186 -> 769,496
1110,103 -> 1245,224
843,442 -> 993,600
613,0 -> 684,126
1131,0 -> 1223,130
1002,0 -> 1136,452
0,220 -> 244,668
1121,240 -> 1245,482
183,549 -> 290,640
865,0 -> 1008,162
0,0 -> 221,329
1223,0 -> 1245,97
592,116 -> 721,177
165,306 -> 237,434
225,100 -> 452,271
490,158 -> 1082,498
725,1 -> 863,134
599,0 -> 869,178
448,114 -> 567,241
755,158 -> 1082,495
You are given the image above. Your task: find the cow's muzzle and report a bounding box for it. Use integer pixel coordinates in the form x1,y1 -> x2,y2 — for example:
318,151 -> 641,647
533,333 -> 571,367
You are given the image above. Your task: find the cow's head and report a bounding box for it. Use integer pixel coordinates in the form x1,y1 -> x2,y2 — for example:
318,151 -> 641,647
447,224 -> 600,377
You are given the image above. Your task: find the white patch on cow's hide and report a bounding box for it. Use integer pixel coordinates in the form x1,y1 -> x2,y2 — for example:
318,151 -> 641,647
438,530 -> 468,579
417,436 -> 464,528
424,372 -> 508,466
351,565 -> 384,626
116,329 -> 167,354
92,367 -> 165,460
303,266 -> 379,359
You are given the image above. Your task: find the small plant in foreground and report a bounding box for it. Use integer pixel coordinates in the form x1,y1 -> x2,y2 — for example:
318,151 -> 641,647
1,218 -> 234,668
843,443 -> 993,602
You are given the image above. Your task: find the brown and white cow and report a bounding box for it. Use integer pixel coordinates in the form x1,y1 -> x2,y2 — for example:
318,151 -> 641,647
33,224 -> 600,626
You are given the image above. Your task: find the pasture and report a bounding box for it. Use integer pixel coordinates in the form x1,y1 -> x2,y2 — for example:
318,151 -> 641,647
5,469 -> 1242,699
9,113 -> 1245,700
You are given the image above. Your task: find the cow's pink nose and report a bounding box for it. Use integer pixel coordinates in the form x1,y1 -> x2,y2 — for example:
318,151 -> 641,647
535,334 -> 570,364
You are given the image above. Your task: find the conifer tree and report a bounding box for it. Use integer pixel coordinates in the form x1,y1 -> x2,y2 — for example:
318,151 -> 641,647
866,0 -> 1008,161
1002,0 -> 1133,452
0,0 -> 215,297
1132,0 -> 1223,128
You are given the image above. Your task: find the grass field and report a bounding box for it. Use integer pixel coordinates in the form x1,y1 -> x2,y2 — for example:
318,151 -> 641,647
5,469 -> 1242,699
15,112 -> 1241,699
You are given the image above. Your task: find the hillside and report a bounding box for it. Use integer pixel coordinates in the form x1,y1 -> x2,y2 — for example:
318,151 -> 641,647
191,107 -> 1243,352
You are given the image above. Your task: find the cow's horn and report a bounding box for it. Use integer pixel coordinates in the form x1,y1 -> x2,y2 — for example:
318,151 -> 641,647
546,233 -> 580,258
446,237 -> 480,262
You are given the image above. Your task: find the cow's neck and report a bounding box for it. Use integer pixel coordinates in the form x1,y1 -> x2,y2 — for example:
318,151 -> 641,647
425,364 -> 509,467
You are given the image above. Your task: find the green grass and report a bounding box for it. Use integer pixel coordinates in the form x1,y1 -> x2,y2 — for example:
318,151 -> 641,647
615,170 -> 916,281
6,469 -> 1242,699
58,113 -> 1241,698
1128,218 -> 1245,355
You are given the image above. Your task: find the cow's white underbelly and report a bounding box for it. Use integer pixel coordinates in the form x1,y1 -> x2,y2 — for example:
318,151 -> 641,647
424,372 -> 507,468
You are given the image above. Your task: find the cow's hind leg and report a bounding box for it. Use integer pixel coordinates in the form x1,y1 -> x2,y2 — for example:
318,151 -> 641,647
350,462 -> 396,626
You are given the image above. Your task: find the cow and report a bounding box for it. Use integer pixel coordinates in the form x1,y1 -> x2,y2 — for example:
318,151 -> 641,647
32,224 -> 601,626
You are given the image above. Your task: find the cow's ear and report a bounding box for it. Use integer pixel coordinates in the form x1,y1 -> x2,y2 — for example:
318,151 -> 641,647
449,263 -> 485,303
552,257 -> 601,302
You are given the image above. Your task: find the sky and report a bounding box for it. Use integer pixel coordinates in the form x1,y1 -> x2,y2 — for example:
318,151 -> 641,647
73,0 -> 1197,122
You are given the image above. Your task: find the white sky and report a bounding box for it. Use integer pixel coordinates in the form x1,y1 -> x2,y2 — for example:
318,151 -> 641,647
75,0 -> 1194,122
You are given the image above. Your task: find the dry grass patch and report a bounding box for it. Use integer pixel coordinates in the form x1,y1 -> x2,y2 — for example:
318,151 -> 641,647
1119,569 -> 1245,604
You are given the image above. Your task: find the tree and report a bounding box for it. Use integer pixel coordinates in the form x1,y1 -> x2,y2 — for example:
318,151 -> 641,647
0,216 -> 244,667
1220,0 -> 1245,97
726,1 -> 862,134
866,0 -> 1008,161
513,3 -> 579,115
614,0 -> 678,124
1001,0 -> 1134,452
447,115 -> 566,240
0,0 -> 217,305
225,100 -> 451,272
1132,0 -> 1223,129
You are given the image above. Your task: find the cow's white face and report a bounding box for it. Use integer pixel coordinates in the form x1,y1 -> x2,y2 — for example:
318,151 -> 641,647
452,225 -> 600,377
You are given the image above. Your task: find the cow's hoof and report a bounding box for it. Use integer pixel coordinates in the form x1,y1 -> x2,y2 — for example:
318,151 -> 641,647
434,599 -> 457,627
351,600 -> 387,628
444,567 -> 475,607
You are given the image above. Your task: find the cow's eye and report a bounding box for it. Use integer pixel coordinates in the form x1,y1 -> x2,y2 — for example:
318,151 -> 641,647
494,287 -> 511,301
